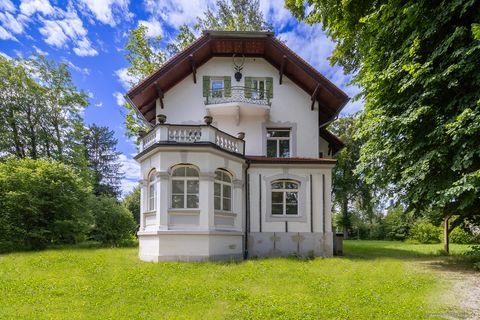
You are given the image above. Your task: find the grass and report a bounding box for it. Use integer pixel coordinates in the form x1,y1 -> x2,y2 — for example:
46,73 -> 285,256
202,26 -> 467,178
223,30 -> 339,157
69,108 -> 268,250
0,241 -> 475,319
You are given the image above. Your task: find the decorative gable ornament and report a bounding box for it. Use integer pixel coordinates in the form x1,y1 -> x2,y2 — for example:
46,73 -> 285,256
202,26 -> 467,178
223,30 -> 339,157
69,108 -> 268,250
232,54 -> 245,82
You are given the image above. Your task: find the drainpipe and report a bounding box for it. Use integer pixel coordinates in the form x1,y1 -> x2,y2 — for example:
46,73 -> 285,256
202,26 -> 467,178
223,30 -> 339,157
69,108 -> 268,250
244,159 -> 251,259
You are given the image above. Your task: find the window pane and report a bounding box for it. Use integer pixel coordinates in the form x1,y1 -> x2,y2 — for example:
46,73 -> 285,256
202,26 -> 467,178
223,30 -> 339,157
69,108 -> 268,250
285,182 -> 298,189
149,173 -> 156,182
187,180 -> 199,194
271,182 -> 283,189
214,183 -> 221,196
223,185 -> 231,198
223,198 -> 231,211
285,192 -> 298,204
272,204 -> 283,215
215,170 -> 222,181
286,204 -> 298,215
186,167 -> 199,177
212,80 -> 223,90
222,172 -> 231,182
172,180 -> 184,193
267,140 -> 277,157
172,195 -> 184,208
214,196 -> 221,210
149,198 -> 155,211
187,195 -> 199,208
172,167 -> 185,176
279,140 -> 290,157
272,191 -> 283,203
267,130 -> 290,137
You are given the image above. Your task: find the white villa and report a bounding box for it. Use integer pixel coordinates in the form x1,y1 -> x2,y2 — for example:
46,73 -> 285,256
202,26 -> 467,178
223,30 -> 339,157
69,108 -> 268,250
125,31 -> 349,262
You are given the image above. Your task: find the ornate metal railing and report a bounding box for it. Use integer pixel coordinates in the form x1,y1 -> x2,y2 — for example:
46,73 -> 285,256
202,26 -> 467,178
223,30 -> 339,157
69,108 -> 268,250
139,123 -> 245,155
204,86 -> 271,106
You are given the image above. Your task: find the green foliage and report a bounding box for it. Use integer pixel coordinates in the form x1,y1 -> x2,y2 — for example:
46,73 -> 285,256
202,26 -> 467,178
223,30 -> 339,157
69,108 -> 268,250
409,221 -> 441,244
167,24 -> 197,56
287,0 -> 480,239
0,158 -> 92,251
122,186 -> 140,226
89,196 -> 136,245
384,206 -> 414,241
0,241 -> 472,318
449,227 -> 475,244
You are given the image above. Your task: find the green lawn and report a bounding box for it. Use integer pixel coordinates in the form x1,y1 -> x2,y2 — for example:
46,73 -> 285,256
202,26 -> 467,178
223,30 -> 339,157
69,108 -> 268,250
0,241 -> 474,319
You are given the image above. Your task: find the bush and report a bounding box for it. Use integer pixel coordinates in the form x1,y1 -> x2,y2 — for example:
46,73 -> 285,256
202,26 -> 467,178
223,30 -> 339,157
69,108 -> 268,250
90,196 -> 136,245
449,227 -> 475,244
123,186 -> 140,227
384,206 -> 413,241
0,158 -> 92,251
409,221 -> 441,244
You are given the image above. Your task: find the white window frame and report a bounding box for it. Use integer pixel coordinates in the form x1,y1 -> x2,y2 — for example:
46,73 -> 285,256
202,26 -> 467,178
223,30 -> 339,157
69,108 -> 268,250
251,78 -> 266,99
211,78 -> 224,98
271,180 -> 299,216
147,170 -> 156,211
214,169 -> 232,212
266,128 -> 291,158
170,165 -> 200,209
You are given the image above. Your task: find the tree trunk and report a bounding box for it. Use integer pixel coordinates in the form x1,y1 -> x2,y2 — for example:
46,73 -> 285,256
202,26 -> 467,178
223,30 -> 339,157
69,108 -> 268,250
443,215 -> 450,254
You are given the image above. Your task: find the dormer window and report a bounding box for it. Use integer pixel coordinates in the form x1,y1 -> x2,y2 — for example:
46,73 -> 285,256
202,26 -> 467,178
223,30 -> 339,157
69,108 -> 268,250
267,129 -> 290,158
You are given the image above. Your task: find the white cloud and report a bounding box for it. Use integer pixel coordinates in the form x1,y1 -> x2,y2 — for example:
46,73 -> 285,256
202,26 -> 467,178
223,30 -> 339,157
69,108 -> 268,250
39,7 -> 98,57
0,12 -> 27,34
77,0 -> 131,27
115,67 -> 136,90
138,18 -> 163,37
118,153 -> 140,197
73,38 -> 98,56
33,45 -> 48,55
94,101 -> 103,107
0,51 -> 11,59
113,91 -> 126,106
0,25 -> 16,40
0,0 -> 16,13
260,0 -> 293,31
20,0 -> 54,16
144,0 -> 215,28
64,59 -> 90,75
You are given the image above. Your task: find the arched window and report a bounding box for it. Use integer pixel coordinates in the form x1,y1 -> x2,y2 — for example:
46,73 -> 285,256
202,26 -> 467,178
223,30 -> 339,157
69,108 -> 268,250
171,166 -> 199,209
271,180 -> 299,216
148,170 -> 156,211
214,169 -> 232,211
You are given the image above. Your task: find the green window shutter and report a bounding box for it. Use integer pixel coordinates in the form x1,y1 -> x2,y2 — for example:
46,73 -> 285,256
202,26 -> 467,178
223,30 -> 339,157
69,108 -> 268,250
244,77 -> 252,98
202,76 -> 210,97
266,77 -> 273,99
224,76 -> 231,97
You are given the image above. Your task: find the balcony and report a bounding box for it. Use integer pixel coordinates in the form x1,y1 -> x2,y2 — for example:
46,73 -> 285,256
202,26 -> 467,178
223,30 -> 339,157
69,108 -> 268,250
204,86 -> 271,121
138,123 -> 245,156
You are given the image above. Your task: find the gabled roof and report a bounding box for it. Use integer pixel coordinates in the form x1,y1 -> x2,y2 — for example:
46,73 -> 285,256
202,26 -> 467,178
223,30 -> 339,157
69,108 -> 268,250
319,128 -> 345,156
125,30 -> 350,125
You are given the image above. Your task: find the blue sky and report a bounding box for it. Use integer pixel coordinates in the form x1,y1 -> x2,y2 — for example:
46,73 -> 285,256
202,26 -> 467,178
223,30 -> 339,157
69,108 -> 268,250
0,0 -> 363,195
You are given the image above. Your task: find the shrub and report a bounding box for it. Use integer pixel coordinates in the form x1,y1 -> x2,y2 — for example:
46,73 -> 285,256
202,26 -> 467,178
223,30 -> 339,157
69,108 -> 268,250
384,206 -> 413,241
90,196 -> 136,245
449,227 -> 475,244
0,158 -> 92,251
409,221 -> 441,244
123,186 -> 140,227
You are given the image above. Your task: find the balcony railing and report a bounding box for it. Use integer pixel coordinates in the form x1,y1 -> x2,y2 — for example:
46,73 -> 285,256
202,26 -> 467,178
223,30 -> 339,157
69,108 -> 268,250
139,124 -> 245,155
204,86 -> 271,106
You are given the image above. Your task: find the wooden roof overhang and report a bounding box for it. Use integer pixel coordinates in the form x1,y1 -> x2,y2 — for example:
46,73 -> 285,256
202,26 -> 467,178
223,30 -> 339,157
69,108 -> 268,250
319,128 -> 345,155
126,30 -> 350,125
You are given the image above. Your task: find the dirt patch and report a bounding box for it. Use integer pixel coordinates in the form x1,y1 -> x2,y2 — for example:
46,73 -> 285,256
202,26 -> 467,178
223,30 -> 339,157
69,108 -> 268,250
417,259 -> 480,319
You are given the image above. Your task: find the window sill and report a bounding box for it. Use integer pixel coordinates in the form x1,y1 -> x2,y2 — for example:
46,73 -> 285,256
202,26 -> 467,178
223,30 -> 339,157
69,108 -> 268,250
266,214 -> 307,223
214,211 -> 237,217
168,209 -> 201,215
144,211 -> 156,215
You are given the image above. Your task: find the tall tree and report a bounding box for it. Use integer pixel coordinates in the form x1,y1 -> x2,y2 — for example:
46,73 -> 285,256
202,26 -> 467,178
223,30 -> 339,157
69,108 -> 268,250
83,124 -> 124,198
286,0 -> 480,252
330,114 -> 378,238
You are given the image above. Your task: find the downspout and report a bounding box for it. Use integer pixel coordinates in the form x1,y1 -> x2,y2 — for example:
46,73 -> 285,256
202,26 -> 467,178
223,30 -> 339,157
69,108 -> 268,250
244,159 -> 251,259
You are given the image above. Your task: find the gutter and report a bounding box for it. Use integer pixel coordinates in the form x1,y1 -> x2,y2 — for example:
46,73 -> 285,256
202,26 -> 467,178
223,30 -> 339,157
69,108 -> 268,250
244,159 -> 251,259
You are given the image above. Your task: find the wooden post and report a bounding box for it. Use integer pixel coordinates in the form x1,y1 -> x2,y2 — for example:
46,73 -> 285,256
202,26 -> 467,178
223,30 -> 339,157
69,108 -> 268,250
443,215 -> 450,254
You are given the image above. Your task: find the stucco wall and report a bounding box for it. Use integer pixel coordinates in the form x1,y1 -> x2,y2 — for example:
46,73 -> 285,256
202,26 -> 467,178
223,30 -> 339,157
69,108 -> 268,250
158,57 -> 321,157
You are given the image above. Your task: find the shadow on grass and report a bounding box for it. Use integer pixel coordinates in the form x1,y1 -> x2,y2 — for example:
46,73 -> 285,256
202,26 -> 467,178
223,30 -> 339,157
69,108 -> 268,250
0,240 -> 138,255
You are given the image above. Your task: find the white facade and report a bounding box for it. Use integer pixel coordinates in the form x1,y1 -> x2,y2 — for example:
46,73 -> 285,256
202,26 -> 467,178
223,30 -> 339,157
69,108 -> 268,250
135,56 -> 338,262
